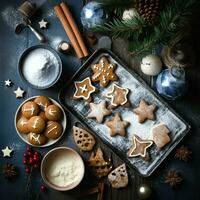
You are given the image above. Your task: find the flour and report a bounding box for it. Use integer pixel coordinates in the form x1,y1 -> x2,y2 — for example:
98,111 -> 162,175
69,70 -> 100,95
22,48 -> 60,88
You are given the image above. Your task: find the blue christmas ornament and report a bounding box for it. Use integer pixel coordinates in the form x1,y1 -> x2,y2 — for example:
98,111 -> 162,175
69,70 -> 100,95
81,1 -> 109,29
156,67 -> 188,100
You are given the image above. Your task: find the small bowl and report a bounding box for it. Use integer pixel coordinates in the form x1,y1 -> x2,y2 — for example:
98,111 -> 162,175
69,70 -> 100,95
41,147 -> 85,191
18,45 -> 62,89
14,96 -> 67,147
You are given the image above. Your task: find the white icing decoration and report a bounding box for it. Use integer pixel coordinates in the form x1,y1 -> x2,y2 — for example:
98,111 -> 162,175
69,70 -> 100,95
49,108 -> 57,116
32,118 -> 40,129
47,125 -> 58,134
79,85 -> 87,93
30,133 -> 41,144
23,105 -> 35,115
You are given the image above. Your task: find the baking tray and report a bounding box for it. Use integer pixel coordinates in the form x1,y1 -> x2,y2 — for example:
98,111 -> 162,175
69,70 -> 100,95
58,49 -> 190,177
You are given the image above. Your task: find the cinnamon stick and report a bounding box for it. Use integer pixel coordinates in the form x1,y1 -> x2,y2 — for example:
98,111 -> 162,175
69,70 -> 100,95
54,5 -> 84,58
60,2 -> 89,57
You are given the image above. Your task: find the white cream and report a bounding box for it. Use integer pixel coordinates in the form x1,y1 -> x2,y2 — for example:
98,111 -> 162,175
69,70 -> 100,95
45,150 -> 84,188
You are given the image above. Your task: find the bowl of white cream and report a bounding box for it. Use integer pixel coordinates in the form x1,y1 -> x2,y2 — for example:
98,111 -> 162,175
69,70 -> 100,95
41,147 -> 85,191
18,45 -> 62,89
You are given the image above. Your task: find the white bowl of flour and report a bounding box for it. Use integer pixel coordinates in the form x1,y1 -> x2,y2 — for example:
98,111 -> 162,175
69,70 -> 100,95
19,45 -> 62,89
41,147 -> 85,191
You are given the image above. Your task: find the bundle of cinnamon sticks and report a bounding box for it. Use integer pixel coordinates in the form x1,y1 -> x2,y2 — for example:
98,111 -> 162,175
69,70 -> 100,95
54,2 -> 89,59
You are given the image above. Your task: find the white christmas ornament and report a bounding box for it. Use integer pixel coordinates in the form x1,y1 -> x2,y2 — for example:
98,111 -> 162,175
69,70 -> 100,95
122,8 -> 138,21
2,146 -> 13,157
140,55 -> 162,76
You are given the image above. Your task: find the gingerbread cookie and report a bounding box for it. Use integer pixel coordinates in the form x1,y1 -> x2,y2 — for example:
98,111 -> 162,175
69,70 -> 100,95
73,125 -> 96,151
128,135 -> 153,158
108,164 -> 128,189
150,123 -> 171,148
91,57 -> 118,87
21,101 -> 40,119
106,84 -> 129,107
87,100 -> 111,123
105,113 -> 129,137
27,132 -> 48,146
88,147 -> 112,178
17,116 -> 29,134
73,77 -> 95,102
44,121 -> 63,139
133,100 -> 157,123
34,96 -> 51,111
45,105 -> 63,121
28,116 -> 46,134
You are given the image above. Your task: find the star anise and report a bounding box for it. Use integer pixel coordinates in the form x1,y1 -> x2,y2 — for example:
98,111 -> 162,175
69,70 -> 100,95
165,170 -> 183,187
175,145 -> 191,162
2,163 -> 18,179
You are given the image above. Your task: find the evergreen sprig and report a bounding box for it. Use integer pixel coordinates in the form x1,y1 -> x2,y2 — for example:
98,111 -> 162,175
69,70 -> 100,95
93,0 -> 200,56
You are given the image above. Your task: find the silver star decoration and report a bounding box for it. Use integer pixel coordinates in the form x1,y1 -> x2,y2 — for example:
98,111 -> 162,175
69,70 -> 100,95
14,87 -> 25,98
2,146 -> 13,157
4,79 -> 12,87
39,19 -> 48,29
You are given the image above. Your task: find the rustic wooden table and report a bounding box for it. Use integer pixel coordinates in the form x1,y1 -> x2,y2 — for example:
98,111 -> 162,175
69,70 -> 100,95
0,1 -> 200,200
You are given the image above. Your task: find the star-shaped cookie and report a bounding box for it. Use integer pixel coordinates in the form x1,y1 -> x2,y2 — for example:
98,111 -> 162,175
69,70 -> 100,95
128,135 -> 153,158
106,84 -> 129,107
14,87 -> 25,98
73,77 -> 95,102
91,57 -> 118,87
106,113 -> 129,137
87,101 -> 111,123
133,99 -> 157,123
150,123 -> 171,148
2,146 -> 13,157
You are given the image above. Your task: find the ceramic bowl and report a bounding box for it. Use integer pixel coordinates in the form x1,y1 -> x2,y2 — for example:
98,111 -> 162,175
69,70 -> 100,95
14,96 -> 67,147
41,147 -> 85,191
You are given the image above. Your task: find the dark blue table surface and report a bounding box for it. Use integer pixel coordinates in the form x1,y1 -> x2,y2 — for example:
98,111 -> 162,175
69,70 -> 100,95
1,1 -> 200,200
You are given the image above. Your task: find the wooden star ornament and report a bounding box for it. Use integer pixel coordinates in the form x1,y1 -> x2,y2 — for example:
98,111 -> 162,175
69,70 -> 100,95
128,135 -> 153,158
2,146 -> 13,157
106,84 -> 129,107
14,87 -> 25,98
133,99 -> 157,123
106,113 -> 129,137
91,57 -> 118,87
73,77 -> 96,102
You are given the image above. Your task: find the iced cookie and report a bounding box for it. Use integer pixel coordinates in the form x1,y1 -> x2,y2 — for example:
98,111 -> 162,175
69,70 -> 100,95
27,132 -> 48,146
108,164 -> 128,189
44,121 -> 63,139
128,135 -> 153,158
133,99 -> 157,123
28,116 -> 46,134
45,105 -> 63,121
21,101 -> 40,119
106,84 -> 129,107
87,100 -> 111,123
73,77 -> 96,102
34,96 -> 51,111
91,57 -> 118,87
17,116 -> 29,134
73,125 -> 96,151
105,113 -> 129,137
150,123 -> 171,148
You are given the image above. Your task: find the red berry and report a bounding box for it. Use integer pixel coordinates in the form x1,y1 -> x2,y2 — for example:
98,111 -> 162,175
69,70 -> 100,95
23,153 -> 28,157
40,185 -> 46,192
33,163 -> 40,170
26,146 -> 32,152
33,156 -> 40,162
28,151 -> 33,157
23,159 -> 27,165
34,152 -> 39,156
29,158 -> 34,164
25,168 -> 31,174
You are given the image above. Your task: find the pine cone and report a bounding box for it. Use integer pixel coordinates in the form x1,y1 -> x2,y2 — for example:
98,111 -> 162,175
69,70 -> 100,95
2,163 -> 18,179
134,0 -> 161,24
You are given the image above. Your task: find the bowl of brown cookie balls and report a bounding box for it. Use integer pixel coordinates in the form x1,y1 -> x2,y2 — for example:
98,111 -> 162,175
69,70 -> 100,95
14,96 -> 67,147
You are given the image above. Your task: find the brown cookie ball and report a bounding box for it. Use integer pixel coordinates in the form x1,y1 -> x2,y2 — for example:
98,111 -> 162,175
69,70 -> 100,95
44,121 -> 63,139
38,111 -> 48,122
45,105 -> 63,121
22,101 -> 40,119
34,96 -> 51,111
27,132 -> 48,146
17,116 -> 29,134
28,116 -> 46,134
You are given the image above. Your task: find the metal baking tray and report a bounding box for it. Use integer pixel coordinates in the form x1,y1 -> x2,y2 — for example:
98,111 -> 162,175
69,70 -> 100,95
58,49 -> 190,177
